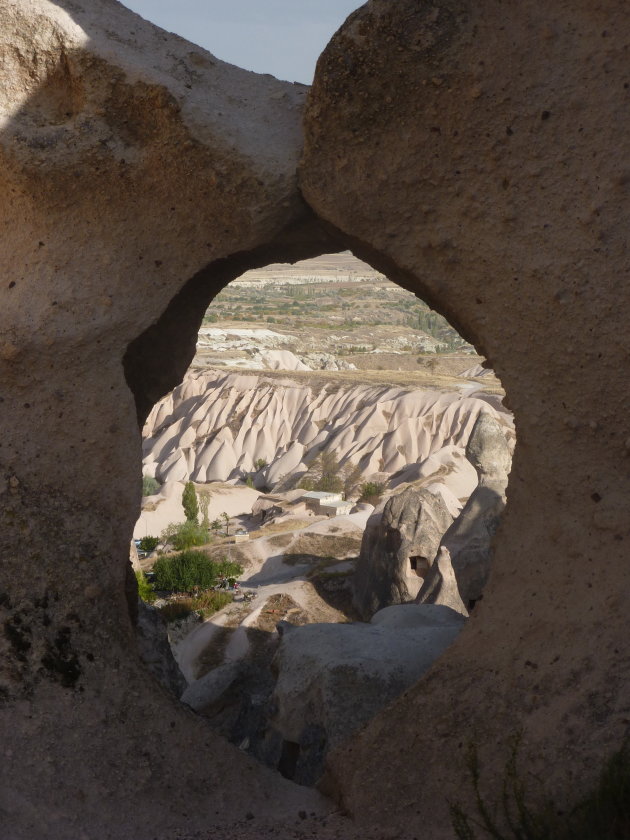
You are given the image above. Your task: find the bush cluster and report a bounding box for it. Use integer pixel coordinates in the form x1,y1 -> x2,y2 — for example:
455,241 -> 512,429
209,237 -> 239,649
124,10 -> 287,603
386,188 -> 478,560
142,475 -> 160,496
152,550 -> 242,593
359,481 -> 385,502
158,590 -> 234,623
161,520 -> 209,551
138,536 -> 159,552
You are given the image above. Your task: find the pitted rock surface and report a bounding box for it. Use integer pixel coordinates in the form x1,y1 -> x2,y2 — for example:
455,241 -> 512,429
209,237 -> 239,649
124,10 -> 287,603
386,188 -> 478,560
0,1 -> 335,837
419,411 -> 511,605
302,0 -> 630,836
1,0 -> 629,838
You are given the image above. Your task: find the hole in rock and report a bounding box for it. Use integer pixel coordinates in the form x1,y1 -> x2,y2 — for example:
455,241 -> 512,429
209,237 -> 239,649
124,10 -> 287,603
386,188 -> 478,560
409,556 -> 430,578
129,251 -> 513,787
278,740 -> 301,781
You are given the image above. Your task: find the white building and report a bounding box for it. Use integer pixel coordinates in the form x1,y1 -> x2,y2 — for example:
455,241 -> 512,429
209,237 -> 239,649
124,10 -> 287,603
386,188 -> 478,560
320,499 -> 354,517
301,490 -> 349,516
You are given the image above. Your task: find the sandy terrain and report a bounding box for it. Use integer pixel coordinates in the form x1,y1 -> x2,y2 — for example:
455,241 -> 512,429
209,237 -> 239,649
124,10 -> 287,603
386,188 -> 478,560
134,481 -> 261,540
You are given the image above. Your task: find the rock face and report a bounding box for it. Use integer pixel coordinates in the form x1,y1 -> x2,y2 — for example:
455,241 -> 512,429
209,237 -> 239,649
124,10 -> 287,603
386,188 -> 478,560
267,610 -> 465,785
0,1 -> 334,837
415,546 -> 468,617
2,0 -> 630,838
301,0 -> 630,835
352,487 -> 454,619
135,600 -> 188,697
419,412 -> 511,607
142,367 -> 503,487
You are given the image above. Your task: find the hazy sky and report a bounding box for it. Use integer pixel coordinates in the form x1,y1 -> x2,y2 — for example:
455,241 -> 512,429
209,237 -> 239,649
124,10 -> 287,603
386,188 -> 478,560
121,1 -> 362,84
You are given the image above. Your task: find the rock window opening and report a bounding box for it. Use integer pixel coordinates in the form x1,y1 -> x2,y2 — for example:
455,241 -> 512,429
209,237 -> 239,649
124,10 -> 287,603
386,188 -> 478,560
132,251 -> 513,786
409,555 -> 430,577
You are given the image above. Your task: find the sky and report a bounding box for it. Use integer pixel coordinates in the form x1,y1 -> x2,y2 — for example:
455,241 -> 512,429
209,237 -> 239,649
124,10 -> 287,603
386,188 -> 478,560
121,0 -> 362,84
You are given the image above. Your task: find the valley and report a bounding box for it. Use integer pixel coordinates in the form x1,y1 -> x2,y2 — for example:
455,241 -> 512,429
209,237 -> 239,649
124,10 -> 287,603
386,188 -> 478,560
133,252 -> 512,786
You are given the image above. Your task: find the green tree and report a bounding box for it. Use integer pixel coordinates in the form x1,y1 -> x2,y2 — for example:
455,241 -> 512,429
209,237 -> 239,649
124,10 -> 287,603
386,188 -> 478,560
210,518 -> 222,536
359,481 -> 385,503
182,481 -> 199,523
153,551 -> 242,593
135,570 -> 156,603
198,489 -> 211,530
138,536 -> 159,552
299,450 -> 344,494
342,461 -> 363,499
254,458 -> 268,471
161,520 -> 208,551
221,511 -> 231,536
142,475 -> 160,496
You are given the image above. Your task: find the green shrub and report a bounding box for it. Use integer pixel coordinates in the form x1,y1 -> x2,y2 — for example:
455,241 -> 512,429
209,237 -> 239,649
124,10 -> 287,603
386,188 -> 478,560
135,571 -> 155,604
161,520 -> 209,551
152,550 -> 242,593
157,590 -> 234,623
359,481 -> 385,502
142,475 -> 160,496
153,550 -> 217,592
191,589 -> 233,618
138,536 -> 159,552
298,450 -> 344,494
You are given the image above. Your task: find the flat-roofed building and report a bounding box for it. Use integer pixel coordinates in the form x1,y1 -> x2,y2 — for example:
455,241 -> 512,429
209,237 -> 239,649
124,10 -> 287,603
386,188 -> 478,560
302,490 -> 343,513
320,499 -> 354,517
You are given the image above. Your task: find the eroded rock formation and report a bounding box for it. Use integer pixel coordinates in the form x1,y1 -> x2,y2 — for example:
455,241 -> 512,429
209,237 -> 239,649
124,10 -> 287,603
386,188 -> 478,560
266,607 -> 465,785
0,1 -> 334,837
142,367 -> 502,487
301,0 -> 630,835
1,0 -> 629,838
419,411 -> 512,607
352,486 -> 454,620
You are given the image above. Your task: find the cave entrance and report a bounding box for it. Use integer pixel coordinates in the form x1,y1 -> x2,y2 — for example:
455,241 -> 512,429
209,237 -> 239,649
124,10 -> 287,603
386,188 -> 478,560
128,249 -> 512,787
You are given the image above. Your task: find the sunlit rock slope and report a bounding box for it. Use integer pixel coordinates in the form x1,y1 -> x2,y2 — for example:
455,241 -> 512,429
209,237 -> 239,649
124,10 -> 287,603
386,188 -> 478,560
142,369 -> 512,492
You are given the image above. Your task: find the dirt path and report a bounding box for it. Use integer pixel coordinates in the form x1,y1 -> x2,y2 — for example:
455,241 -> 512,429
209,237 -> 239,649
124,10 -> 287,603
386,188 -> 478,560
174,511 -> 366,682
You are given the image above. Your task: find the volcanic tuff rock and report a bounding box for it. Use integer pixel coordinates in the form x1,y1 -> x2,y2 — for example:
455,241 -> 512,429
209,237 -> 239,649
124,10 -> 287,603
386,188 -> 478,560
352,487 -> 454,620
135,600 -> 188,697
419,411 -> 512,607
415,546 -> 469,617
267,611 -> 465,785
2,0 -> 629,837
142,368 -> 503,488
302,0 -> 630,835
0,1 -> 334,837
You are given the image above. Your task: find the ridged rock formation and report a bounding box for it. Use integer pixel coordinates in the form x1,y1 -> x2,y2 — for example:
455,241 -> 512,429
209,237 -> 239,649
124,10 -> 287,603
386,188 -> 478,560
142,368 -> 506,487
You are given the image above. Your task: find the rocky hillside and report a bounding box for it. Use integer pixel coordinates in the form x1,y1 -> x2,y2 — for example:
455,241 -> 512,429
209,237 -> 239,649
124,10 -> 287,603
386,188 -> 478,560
142,368 -> 511,502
